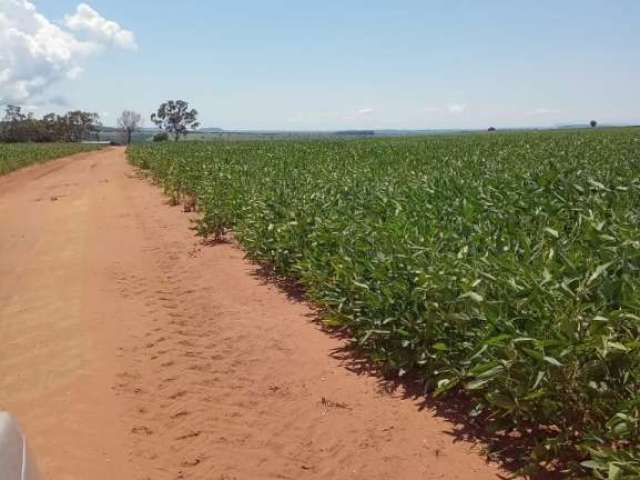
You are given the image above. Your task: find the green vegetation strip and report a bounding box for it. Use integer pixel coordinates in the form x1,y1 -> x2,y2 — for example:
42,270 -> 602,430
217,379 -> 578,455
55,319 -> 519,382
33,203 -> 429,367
129,129 -> 640,477
0,143 -> 102,176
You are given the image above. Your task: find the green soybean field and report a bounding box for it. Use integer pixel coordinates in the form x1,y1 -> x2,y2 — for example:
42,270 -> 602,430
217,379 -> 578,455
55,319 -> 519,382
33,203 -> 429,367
0,143 -> 102,176
129,128 -> 640,477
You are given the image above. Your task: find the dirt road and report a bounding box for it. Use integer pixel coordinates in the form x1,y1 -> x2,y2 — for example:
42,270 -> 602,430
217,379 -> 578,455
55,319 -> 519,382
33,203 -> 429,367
0,148 -> 503,479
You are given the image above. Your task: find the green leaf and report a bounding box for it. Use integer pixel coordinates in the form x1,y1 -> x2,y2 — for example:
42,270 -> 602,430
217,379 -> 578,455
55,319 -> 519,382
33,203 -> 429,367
465,378 -> 490,390
607,341 -> 629,352
543,356 -> 563,367
587,261 -> 613,286
533,370 -> 545,389
353,280 -> 370,290
544,227 -> 559,238
459,291 -> 484,302
581,460 -> 604,471
608,463 -> 621,480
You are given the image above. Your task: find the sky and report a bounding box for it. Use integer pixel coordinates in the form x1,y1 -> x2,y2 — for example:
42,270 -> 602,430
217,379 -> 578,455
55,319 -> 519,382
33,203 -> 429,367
1,0 -> 639,130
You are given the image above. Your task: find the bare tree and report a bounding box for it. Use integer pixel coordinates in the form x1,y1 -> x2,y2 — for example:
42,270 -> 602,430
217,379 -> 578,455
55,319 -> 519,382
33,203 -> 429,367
118,110 -> 143,144
151,100 -> 199,141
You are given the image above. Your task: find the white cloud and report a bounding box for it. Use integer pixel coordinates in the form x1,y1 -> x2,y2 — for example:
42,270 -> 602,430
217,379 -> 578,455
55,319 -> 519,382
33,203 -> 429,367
65,3 -> 137,50
0,0 -> 136,104
66,66 -> 84,79
339,107 -> 377,122
447,103 -> 467,114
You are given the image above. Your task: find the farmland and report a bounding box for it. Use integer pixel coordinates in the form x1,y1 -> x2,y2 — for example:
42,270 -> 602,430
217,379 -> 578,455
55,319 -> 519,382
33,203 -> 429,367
129,128 -> 640,476
0,143 -> 101,176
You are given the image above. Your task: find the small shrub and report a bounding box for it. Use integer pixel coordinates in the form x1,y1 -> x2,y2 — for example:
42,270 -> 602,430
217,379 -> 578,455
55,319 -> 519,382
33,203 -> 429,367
153,132 -> 169,142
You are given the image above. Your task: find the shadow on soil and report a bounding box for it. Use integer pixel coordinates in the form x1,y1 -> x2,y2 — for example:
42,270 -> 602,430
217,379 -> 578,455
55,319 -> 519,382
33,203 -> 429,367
327,344 -> 567,480
192,229 -> 567,479
245,257 -> 567,480
250,264 -> 308,303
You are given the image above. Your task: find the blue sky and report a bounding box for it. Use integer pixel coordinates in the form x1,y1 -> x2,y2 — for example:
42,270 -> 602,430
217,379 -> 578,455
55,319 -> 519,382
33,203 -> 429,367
5,0 -> 640,130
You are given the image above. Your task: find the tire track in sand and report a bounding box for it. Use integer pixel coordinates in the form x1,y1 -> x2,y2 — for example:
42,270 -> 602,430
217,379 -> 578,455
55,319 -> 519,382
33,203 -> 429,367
113,152 -> 504,480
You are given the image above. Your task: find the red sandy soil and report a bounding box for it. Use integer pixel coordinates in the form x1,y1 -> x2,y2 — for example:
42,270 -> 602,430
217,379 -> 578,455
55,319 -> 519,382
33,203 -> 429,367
0,147 -> 505,479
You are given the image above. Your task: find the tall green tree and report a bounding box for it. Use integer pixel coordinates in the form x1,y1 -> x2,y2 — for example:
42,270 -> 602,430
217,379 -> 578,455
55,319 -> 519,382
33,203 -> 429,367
63,111 -> 101,142
1,105 -> 27,142
151,100 -> 199,141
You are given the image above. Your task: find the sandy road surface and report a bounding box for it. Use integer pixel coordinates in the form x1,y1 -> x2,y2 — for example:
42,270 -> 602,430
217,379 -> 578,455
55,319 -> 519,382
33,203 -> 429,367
0,148 -> 503,479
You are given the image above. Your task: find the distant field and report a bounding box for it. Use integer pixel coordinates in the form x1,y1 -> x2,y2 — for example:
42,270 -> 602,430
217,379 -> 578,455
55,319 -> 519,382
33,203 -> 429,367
129,128 -> 640,476
0,143 -> 102,176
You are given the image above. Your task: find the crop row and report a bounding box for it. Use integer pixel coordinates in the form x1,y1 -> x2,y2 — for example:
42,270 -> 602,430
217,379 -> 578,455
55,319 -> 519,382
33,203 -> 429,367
0,143 -> 101,176
129,129 -> 640,477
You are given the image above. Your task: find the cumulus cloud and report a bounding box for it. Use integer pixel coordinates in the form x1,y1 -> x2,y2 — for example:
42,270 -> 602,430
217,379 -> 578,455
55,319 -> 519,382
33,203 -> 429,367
0,0 -> 136,104
65,3 -> 137,50
447,103 -> 467,114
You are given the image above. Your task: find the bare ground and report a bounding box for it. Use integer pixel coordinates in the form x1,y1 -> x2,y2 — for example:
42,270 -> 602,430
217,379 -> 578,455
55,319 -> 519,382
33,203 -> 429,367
0,147 -> 505,480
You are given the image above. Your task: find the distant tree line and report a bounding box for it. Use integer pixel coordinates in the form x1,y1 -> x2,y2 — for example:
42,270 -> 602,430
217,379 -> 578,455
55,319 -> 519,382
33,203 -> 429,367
335,130 -> 375,136
0,105 -> 101,143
